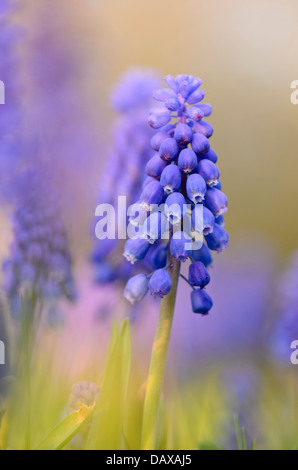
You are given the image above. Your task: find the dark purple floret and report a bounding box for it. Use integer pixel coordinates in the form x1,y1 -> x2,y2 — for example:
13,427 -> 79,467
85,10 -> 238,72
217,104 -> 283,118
148,269 -> 172,298
188,262 -> 210,288
191,289 -> 213,315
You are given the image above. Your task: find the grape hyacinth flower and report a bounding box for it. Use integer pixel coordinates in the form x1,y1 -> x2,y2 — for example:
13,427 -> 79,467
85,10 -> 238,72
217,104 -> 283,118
124,74 -> 229,316
92,68 -> 160,284
122,74 -> 229,450
2,167 -> 76,319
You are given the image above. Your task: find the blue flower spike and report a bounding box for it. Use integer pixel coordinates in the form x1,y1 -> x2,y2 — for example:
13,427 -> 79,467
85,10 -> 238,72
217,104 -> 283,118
123,74 -> 229,315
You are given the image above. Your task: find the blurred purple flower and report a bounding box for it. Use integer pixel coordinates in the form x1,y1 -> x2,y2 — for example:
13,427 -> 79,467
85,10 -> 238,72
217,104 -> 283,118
111,68 -> 160,112
92,68 -> 160,284
2,166 -> 76,318
0,2 -> 23,201
26,3 -> 101,211
0,4 -> 82,322
222,365 -> 261,449
270,251 -> 298,363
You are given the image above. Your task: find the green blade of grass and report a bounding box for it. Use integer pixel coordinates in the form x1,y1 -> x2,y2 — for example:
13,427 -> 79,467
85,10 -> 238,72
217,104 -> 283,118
85,319 -> 131,450
233,415 -> 243,451
35,404 -> 95,450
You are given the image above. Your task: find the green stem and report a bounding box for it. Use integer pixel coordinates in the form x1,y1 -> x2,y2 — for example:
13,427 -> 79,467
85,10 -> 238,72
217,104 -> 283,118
20,294 -> 38,451
242,427 -> 247,451
141,254 -> 180,450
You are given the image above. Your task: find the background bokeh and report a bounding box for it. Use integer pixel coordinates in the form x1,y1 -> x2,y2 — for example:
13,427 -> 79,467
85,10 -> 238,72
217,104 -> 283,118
0,0 -> 298,450
15,0 -> 298,256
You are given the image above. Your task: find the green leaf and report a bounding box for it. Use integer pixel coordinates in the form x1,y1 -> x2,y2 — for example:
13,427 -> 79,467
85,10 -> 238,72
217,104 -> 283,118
233,414 -> 243,451
0,409 -> 5,429
35,404 -> 95,450
120,319 -> 131,402
85,319 -> 131,450
198,441 -> 221,450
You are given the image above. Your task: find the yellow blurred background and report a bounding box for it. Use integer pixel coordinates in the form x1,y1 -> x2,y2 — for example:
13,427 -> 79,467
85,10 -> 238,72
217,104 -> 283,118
5,0 -> 298,254
40,0 -> 298,254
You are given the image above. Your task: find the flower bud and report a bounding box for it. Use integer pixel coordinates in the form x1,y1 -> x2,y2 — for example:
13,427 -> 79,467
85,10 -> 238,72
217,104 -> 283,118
151,244 -> 168,270
142,212 -> 167,244
191,133 -> 210,155
164,75 -> 179,92
198,160 -> 220,187
191,289 -> 213,315
191,243 -> 213,267
178,148 -> 198,174
123,238 -> 151,264
192,205 -> 215,236
188,77 -> 204,95
186,173 -> 207,203
205,223 -> 229,252
186,106 -> 204,122
188,261 -> 210,288
160,164 -> 182,194
165,98 -> 180,111
205,188 -> 228,217
150,131 -> 169,151
146,154 -> 168,179
159,138 -> 179,161
124,274 -> 149,304
148,269 -> 172,298
170,231 -> 192,262
200,148 -> 218,163
187,89 -> 205,105
194,120 -> 214,138
174,123 -> 193,144
215,214 -> 225,227
148,109 -> 171,129
140,180 -> 164,210
165,192 -> 186,225
198,103 -> 212,117
152,88 -> 176,102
